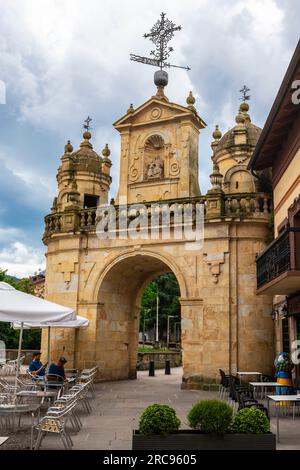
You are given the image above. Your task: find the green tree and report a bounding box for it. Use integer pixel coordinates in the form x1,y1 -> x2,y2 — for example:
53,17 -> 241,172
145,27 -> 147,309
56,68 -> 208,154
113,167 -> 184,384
0,268 -> 41,349
140,273 -> 180,340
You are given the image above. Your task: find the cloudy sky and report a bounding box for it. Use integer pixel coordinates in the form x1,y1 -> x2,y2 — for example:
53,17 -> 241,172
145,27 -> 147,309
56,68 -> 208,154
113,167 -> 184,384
0,0 -> 299,277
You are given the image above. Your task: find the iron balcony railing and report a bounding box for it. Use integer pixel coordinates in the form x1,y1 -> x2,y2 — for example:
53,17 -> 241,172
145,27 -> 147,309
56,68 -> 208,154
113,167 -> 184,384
256,228 -> 300,289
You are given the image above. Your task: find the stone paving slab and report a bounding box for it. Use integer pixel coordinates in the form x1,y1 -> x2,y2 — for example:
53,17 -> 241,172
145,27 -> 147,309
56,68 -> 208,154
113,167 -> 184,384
39,367 -> 216,450
2,367 -> 300,450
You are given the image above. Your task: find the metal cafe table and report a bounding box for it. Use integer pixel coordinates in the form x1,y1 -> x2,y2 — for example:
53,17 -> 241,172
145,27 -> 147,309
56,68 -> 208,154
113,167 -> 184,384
237,371 -> 262,382
267,395 -> 300,442
0,403 -> 40,450
17,389 -> 58,405
250,382 -> 287,399
0,437 -> 8,447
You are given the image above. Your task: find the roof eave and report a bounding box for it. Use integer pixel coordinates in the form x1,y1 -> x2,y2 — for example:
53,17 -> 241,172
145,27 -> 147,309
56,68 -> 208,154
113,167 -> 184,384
248,39 -> 300,171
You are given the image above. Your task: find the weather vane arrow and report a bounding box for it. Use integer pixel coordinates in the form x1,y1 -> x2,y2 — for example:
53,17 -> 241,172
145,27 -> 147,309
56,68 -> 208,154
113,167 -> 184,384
130,12 -> 190,72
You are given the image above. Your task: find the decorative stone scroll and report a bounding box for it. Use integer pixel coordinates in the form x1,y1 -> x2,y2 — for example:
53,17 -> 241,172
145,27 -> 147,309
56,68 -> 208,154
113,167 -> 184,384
203,252 -> 227,284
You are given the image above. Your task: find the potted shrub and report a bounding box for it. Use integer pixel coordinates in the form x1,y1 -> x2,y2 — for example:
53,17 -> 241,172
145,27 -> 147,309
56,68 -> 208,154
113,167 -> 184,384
186,401 -> 275,449
187,399 -> 233,435
133,404 -> 182,449
132,400 -> 276,450
139,404 -> 181,436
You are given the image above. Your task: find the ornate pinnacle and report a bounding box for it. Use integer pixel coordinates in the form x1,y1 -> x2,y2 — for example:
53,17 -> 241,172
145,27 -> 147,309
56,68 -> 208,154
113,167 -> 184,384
102,143 -> 111,159
83,116 -> 92,131
130,12 -> 190,74
239,85 -> 250,103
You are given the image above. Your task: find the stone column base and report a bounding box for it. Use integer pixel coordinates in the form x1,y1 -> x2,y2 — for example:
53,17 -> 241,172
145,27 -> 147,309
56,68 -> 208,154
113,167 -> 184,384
181,374 -> 219,391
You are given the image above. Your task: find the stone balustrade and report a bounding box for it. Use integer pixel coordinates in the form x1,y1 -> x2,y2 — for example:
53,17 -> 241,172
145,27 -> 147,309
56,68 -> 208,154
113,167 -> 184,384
44,213 -> 62,234
224,193 -> 272,215
43,192 -> 272,239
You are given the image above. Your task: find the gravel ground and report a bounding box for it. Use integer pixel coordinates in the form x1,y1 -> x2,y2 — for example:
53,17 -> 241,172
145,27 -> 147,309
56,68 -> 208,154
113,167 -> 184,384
0,430 -> 31,450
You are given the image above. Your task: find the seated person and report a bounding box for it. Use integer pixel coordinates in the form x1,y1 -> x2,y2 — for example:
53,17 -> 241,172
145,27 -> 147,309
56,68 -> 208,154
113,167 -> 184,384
29,351 -> 47,379
48,356 -> 67,381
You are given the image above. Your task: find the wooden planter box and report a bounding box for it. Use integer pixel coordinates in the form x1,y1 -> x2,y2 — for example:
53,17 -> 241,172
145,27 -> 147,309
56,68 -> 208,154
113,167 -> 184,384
132,430 -> 276,450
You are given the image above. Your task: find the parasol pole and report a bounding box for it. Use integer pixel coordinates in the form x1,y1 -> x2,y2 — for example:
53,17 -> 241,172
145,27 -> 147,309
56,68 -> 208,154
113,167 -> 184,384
14,321 -> 24,389
47,326 -> 51,369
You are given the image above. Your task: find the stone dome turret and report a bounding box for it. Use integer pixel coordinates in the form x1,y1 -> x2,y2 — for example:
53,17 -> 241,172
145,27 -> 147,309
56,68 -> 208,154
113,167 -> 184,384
214,122 -> 261,152
70,130 -> 103,173
213,101 -> 261,154
210,99 -> 262,195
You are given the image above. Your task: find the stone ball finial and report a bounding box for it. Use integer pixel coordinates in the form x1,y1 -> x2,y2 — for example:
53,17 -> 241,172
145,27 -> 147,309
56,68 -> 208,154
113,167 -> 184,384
240,102 -> 249,112
64,140 -> 73,154
154,70 -> 168,88
212,125 -> 222,140
102,143 -> 111,158
83,130 -> 92,140
186,91 -> 196,106
235,111 -> 245,124
127,104 -> 134,114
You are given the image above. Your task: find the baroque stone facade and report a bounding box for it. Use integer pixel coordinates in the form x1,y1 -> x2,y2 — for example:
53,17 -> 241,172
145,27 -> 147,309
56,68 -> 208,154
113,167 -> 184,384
42,82 -> 274,388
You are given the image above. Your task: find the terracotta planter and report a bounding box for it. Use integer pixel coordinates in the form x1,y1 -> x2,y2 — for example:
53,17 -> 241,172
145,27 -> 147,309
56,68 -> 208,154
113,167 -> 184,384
132,430 -> 276,450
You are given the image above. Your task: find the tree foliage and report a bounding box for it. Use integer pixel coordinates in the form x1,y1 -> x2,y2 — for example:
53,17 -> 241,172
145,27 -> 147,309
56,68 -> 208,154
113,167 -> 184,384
0,268 -> 41,349
140,273 -> 180,337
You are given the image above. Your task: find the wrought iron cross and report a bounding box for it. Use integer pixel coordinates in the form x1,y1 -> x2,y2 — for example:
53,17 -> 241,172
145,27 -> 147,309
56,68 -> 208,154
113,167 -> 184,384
130,12 -> 190,71
239,85 -> 251,102
83,116 -> 92,131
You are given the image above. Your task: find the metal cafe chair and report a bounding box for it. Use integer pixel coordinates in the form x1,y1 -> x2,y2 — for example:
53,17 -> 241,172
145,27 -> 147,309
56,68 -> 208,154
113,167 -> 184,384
34,406 -> 75,450
60,382 -> 92,414
47,399 -> 82,433
45,374 -> 65,396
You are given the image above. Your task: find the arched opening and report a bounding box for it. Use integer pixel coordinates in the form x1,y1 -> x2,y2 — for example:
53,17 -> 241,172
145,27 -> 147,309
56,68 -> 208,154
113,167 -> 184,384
144,134 -> 165,180
139,273 -> 181,349
228,169 -> 255,193
96,253 -> 184,381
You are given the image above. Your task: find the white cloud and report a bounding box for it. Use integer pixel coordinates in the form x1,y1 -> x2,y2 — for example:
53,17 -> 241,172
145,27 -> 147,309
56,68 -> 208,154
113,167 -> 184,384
0,241 -> 45,278
0,227 -> 22,243
0,0 -> 298,269
0,146 -> 56,210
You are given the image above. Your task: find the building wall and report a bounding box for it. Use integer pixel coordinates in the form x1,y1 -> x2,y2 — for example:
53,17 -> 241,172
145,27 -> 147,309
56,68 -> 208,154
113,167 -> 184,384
274,147 -> 300,234
42,94 -> 274,388
42,214 -> 274,387
115,101 -> 203,204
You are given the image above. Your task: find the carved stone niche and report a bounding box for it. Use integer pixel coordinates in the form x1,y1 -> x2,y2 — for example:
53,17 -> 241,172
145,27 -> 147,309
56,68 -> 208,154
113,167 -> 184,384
144,134 -> 165,181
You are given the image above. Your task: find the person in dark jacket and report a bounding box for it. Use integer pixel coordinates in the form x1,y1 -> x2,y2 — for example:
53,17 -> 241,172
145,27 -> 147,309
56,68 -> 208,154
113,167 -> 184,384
48,356 -> 67,380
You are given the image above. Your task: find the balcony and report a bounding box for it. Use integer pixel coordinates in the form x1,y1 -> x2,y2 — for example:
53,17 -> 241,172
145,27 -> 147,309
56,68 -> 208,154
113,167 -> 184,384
256,228 -> 300,295
43,192 -> 272,241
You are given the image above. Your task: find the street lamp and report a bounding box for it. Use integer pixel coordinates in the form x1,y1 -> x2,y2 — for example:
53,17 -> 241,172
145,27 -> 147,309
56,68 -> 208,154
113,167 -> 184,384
143,308 -> 150,345
167,315 -> 175,348
174,321 -> 181,343
155,286 -> 159,347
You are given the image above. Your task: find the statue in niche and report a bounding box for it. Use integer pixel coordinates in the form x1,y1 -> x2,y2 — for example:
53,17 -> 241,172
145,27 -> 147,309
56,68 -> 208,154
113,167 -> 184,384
146,156 -> 164,180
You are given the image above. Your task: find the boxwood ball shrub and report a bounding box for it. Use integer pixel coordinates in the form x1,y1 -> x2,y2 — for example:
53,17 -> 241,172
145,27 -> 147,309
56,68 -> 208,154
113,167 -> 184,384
233,408 -> 270,434
139,404 -> 181,436
188,400 -> 233,434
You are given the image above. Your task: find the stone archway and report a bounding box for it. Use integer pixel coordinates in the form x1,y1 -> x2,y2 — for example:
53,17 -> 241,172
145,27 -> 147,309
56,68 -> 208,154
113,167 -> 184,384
94,252 -> 186,381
